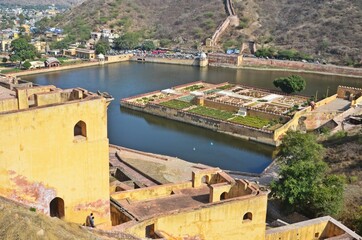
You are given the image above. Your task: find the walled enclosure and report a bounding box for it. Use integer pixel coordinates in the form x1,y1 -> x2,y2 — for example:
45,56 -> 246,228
112,169 -> 268,240
0,87 -> 111,226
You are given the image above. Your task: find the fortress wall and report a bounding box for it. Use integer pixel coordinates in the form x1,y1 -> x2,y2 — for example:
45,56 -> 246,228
243,58 -> 362,77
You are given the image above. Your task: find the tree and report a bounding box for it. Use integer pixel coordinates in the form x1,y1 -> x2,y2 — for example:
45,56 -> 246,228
95,40 -> 110,55
2,57 -> 7,63
9,37 -> 38,66
273,75 -> 306,94
271,131 -> 345,217
114,32 -> 141,50
23,61 -> 31,70
277,131 -> 324,164
141,41 -> 155,51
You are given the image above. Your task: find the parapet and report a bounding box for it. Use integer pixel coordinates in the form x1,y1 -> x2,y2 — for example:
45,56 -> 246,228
0,79 -> 103,114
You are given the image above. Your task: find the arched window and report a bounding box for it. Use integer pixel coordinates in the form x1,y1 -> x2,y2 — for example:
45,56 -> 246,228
220,192 -> 228,200
50,197 -> 65,219
74,121 -> 87,138
243,212 -> 252,221
201,175 -> 209,184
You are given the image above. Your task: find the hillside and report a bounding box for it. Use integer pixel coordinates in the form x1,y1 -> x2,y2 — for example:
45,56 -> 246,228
42,0 -> 361,65
0,0 -> 83,7
223,0 -> 362,65
46,0 -> 227,48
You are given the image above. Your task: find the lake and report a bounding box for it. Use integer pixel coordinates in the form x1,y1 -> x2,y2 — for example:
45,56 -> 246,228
24,62 -> 362,173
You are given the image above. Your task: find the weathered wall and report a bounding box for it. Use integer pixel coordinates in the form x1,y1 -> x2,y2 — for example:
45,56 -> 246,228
336,86 -> 362,99
0,98 -> 111,226
124,194 -> 268,240
242,58 -> 362,77
273,107 -> 311,142
0,98 -> 18,113
265,218 -> 346,240
208,53 -> 243,66
112,182 -> 193,202
106,54 -> 133,63
204,99 -> 239,112
131,57 -> 199,66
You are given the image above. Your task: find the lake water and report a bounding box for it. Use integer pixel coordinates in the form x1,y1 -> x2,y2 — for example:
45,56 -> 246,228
24,62 -> 362,173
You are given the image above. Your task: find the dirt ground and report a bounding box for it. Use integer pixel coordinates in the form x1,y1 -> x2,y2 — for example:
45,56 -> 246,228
323,132 -> 362,229
0,197 -> 137,240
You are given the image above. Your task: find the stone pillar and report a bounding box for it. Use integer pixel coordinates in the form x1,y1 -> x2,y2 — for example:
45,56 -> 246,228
16,88 -> 29,110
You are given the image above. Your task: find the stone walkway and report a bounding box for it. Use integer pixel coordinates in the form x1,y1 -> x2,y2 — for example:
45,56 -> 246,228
109,146 -> 159,187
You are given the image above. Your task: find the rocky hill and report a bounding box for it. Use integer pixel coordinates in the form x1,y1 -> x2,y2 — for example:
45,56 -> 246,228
0,0 -> 83,7
225,0 -> 362,65
43,0 -> 361,65
45,0 -> 227,48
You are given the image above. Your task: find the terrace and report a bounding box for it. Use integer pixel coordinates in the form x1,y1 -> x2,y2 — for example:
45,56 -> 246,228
111,169 -> 263,221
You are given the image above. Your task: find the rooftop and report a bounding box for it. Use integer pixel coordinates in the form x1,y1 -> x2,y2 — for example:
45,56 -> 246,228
0,77 -> 107,114
112,168 -> 264,221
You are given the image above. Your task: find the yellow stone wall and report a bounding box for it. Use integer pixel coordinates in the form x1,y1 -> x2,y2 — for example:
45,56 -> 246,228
125,194 -> 268,240
265,219 -> 346,240
112,182 -> 193,202
0,97 -> 111,226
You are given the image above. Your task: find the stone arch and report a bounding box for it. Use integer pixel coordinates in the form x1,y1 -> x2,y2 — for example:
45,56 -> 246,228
74,120 -> 87,138
201,175 -> 209,184
345,91 -> 351,100
243,212 -> 252,221
220,192 -> 228,200
50,197 -> 65,219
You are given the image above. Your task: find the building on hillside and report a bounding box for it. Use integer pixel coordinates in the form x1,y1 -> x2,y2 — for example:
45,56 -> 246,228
109,168 -> 361,240
0,77 -> 111,227
63,48 -> 76,57
208,53 -> 243,66
0,39 -> 12,52
29,61 -> 45,69
76,48 -> 96,60
44,57 -> 60,67
91,32 -> 102,41
20,24 -> 31,35
48,49 -> 62,56
52,34 -> 66,42
32,41 -> 48,53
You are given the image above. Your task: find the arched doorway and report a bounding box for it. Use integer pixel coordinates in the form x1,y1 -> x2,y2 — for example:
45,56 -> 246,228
50,197 -> 65,219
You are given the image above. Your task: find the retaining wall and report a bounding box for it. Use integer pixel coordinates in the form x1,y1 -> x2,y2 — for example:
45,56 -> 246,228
130,57 -> 198,66
243,58 -> 362,77
121,101 -> 275,145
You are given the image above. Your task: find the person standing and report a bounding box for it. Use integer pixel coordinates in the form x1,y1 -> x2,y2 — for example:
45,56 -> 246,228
89,213 -> 95,228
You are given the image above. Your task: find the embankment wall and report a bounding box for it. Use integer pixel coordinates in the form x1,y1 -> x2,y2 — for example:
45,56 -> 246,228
243,58 -> 362,77
121,101 -> 275,145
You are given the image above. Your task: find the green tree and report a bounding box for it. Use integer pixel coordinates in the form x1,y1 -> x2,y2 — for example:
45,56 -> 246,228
2,57 -> 7,63
141,41 -> 155,51
255,47 -> 277,58
114,32 -> 140,50
9,37 -> 38,66
278,131 -> 324,164
22,61 -> 31,69
95,40 -> 110,55
271,131 -> 345,217
273,75 -> 306,94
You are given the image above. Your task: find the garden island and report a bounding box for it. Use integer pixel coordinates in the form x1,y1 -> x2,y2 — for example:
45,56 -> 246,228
121,81 -> 361,146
